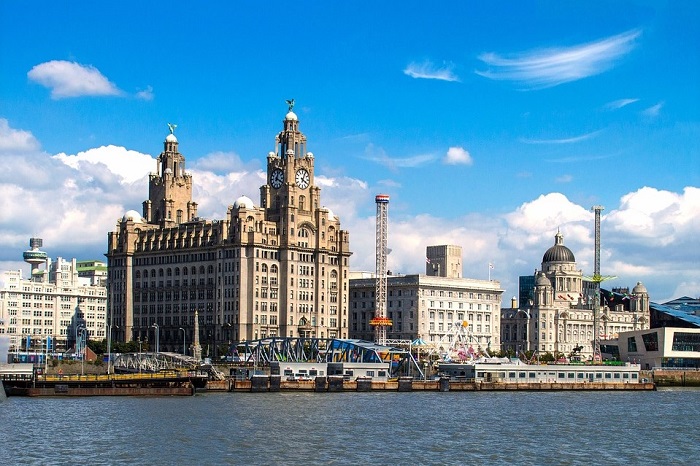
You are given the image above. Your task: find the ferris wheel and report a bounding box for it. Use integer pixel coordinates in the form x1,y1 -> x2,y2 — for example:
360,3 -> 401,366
428,321 -> 483,362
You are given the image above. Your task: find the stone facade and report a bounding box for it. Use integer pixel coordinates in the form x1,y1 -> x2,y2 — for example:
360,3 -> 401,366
0,255 -> 107,352
501,232 -> 650,358
106,107 -> 352,356
349,272 -> 504,349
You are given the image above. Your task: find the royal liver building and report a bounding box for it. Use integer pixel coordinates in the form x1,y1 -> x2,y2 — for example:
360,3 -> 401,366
106,104 -> 352,354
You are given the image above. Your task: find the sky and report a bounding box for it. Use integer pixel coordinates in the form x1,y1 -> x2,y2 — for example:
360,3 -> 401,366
0,1 -> 698,304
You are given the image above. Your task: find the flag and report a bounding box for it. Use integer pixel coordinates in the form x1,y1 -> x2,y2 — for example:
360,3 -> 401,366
47,336 -> 52,351
426,257 -> 431,264
489,263 -> 494,269
26,335 -> 31,350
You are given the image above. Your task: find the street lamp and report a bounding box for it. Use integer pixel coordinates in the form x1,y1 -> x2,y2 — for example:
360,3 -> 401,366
179,328 -> 186,356
107,324 -> 119,376
152,323 -> 159,354
78,327 -> 87,376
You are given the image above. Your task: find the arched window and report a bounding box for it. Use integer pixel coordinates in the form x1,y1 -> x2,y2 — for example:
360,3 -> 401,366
135,271 -> 141,279
191,266 -> 196,275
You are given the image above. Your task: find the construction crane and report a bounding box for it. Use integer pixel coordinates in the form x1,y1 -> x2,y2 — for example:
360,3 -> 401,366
585,205 -> 616,362
370,194 -> 391,345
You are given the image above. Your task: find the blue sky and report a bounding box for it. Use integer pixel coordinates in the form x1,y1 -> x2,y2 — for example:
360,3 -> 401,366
1,1 -> 698,303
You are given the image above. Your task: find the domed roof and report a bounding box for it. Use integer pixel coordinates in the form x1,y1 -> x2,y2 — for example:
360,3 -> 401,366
542,231 -> 575,263
306,152 -> 314,158
633,282 -> 648,294
285,111 -> 298,121
165,133 -> 177,143
324,207 -> 336,220
536,273 -> 551,287
233,195 -> 255,209
123,210 -> 143,222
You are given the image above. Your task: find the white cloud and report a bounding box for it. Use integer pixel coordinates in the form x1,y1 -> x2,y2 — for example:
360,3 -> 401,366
605,98 -> 639,110
443,146 -> 473,165
362,143 -> 437,169
136,85 -> 154,101
476,29 -> 640,88
27,60 -> 122,99
0,119 -> 41,154
404,60 -> 459,82
555,174 -> 573,183
1,139 -> 696,307
642,101 -> 664,117
191,151 -> 257,175
53,145 -> 155,184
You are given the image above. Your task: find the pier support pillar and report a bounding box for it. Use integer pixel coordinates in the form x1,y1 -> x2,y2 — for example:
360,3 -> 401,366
328,376 -> 344,392
356,377 -> 372,392
398,377 -> 413,392
314,376 -> 327,392
439,377 -> 450,392
269,375 -> 281,392
251,375 -> 269,392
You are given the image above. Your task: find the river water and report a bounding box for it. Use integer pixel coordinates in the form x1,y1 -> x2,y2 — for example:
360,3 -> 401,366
1,388 -> 698,465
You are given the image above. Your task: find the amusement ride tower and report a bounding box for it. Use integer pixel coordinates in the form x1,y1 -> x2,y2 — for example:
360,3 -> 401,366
370,194 -> 392,345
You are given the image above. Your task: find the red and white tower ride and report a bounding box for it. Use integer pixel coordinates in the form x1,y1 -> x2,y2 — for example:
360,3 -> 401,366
371,194 -> 391,345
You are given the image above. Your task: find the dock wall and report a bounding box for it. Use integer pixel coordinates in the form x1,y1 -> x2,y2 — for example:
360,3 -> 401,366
229,376 -> 655,392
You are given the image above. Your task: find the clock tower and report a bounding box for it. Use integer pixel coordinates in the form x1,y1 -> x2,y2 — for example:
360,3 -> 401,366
261,102 -> 321,247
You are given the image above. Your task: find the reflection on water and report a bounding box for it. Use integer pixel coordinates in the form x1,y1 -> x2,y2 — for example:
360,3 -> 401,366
1,389 -> 698,465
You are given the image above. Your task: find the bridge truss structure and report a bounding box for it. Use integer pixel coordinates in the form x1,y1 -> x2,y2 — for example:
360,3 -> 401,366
235,337 -> 424,378
112,352 -> 225,380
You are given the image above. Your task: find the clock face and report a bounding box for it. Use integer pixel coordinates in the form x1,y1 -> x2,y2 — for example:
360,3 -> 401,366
270,168 -> 284,189
295,168 -> 310,189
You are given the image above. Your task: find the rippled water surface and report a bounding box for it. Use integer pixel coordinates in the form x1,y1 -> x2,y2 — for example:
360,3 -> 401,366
1,388 -> 698,465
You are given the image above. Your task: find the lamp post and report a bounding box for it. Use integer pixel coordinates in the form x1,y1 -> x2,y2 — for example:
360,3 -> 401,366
107,324 -> 119,376
152,323 -> 159,354
78,327 -> 87,376
179,328 -> 186,356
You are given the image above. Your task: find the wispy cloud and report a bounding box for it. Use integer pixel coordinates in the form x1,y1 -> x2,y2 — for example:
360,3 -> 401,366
521,130 -> 603,145
443,146 -> 473,165
642,101 -> 664,117
404,60 -> 459,82
605,98 -> 639,110
476,29 -> 641,89
555,174 -> 573,183
28,60 -> 122,99
362,144 -> 437,169
136,85 -> 154,101
545,152 -> 619,163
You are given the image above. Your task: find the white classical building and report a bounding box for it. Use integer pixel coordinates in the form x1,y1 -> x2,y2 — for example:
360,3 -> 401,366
0,240 -> 107,353
350,245 -> 504,350
501,232 -> 650,359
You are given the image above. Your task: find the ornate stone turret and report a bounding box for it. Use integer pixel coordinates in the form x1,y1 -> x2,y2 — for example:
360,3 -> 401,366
143,124 -> 197,226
